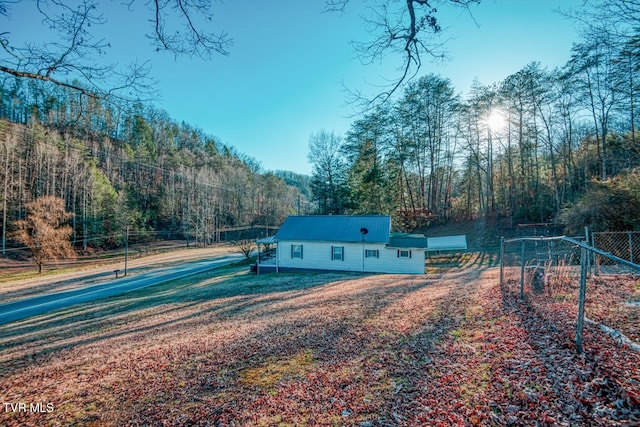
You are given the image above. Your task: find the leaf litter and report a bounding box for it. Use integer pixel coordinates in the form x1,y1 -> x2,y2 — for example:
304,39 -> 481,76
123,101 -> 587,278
0,261 -> 638,426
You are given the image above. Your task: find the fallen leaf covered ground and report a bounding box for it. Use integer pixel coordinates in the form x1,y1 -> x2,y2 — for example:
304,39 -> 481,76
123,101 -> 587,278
0,255 -> 638,426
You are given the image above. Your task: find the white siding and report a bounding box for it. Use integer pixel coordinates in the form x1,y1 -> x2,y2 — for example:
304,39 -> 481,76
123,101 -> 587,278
377,247 -> 425,274
277,240 -> 425,274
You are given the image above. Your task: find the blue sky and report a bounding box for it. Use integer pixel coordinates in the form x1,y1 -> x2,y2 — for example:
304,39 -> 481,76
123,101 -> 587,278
7,0 -> 584,175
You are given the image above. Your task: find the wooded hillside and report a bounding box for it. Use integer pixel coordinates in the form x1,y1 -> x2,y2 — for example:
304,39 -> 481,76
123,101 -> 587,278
308,2 -> 640,232
308,64 -> 640,232
0,98 -> 308,254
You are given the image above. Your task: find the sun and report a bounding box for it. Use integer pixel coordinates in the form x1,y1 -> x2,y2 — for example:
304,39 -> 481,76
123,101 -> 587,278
487,110 -> 506,132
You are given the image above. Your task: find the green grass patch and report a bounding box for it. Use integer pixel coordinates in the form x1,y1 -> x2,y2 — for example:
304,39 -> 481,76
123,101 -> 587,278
239,349 -> 315,391
0,266 -> 80,284
460,362 -> 492,402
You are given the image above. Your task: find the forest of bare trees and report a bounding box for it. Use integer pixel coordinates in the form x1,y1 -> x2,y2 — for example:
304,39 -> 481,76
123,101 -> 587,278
309,0 -> 640,233
0,93 -> 308,255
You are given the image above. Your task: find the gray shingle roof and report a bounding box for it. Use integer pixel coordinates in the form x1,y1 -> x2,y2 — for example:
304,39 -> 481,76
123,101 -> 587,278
274,215 -> 391,243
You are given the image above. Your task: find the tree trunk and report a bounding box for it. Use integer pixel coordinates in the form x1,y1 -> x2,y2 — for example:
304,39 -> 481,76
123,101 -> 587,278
1,136 -> 10,255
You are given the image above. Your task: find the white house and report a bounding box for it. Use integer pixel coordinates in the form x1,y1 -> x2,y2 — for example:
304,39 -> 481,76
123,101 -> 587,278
256,215 -> 427,274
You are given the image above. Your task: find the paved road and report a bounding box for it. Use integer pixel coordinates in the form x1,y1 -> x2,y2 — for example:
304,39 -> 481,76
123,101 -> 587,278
0,254 -> 245,325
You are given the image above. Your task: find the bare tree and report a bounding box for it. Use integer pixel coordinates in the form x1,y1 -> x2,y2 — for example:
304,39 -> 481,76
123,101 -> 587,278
0,122 -> 13,255
234,239 -> 255,259
327,0 -> 480,108
12,195 -> 76,273
0,0 -> 232,100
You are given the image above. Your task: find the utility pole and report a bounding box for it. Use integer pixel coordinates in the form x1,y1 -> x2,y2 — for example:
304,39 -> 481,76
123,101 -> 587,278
360,227 -> 368,272
124,225 -> 129,277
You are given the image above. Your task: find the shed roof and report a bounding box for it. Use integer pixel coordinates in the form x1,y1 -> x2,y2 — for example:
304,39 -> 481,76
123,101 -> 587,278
274,215 -> 391,243
426,235 -> 468,251
388,233 -> 428,248
256,235 -> 277,245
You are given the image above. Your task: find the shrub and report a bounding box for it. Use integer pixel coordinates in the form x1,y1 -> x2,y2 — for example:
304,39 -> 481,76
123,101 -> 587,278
559,168 -> 640,233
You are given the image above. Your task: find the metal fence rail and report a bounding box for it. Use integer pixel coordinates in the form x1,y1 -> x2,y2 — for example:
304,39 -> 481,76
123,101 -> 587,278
500,235 -> 640,353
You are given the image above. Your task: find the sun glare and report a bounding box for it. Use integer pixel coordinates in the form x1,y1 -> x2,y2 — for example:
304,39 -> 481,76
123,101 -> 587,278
487,110 -> 506,131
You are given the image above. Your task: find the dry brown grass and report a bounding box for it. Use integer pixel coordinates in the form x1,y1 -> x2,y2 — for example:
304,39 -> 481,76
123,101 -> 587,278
1,253 -> 638,426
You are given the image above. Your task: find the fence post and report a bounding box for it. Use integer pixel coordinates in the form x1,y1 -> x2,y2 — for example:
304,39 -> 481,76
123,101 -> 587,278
584,227 -> 590,278
500,237 -> 504,286
520,240 -> 525,300
576,246 -> 588,353
629,232 -> 634,264
591,230 -> 600,276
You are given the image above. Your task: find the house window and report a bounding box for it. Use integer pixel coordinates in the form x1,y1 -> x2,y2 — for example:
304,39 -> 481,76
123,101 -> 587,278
331,246 -> 344,261
365,249 -> 379,258
291,244 -> 303,259
397,249 -> 412,258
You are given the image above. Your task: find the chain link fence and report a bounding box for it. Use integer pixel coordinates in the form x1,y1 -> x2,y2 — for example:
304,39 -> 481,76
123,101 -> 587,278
592,231 -> 640,274
500,235 -> 640,353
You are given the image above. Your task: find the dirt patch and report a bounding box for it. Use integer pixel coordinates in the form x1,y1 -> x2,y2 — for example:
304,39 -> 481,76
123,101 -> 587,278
0,258 -> 638,426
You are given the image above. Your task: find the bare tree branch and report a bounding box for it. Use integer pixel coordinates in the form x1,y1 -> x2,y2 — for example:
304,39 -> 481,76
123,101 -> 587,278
233,239 -> 255,259
0,64 -> 96,97
150,0 -> 232,59
329,0 -> 480,111
0,0 -> 231,101
323,0 -> 350,13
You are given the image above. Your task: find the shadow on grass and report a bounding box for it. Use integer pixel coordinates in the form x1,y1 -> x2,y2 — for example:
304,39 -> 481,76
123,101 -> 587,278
0,264 -> 373,376
0,259 -> 498,425
120,268 -> 488,425
0,249 -> 234,303
498,276 -> 640,424
426,251 -> 499,274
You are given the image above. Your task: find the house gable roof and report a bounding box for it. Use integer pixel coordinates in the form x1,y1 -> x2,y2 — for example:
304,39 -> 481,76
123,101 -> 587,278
274,215 -> 391,243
